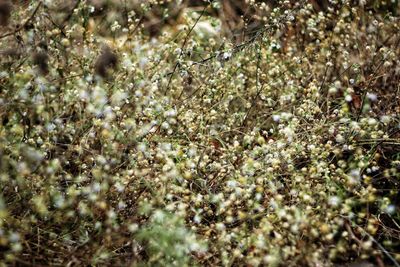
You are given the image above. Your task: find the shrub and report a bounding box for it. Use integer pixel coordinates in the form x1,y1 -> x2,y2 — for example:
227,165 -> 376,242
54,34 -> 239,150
0,0 -> 399,266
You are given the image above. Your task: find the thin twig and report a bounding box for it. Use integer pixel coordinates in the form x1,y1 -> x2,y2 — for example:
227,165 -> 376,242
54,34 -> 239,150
164,3 -> 210,95
242,43 -> 262,127
0,2 -> 43,39
355,224 -> 400,267
61,0 -> 82,27
158,0 -> 307,89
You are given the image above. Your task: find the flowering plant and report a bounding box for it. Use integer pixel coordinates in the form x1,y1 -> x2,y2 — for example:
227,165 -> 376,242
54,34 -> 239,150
0,0 -> 399,266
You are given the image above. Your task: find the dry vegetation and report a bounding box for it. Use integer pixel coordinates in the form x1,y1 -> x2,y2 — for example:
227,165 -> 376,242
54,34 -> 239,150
0,0 -> 400,266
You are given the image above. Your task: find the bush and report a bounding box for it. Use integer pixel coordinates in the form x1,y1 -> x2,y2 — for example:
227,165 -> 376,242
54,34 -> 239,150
0,0 -> 399,266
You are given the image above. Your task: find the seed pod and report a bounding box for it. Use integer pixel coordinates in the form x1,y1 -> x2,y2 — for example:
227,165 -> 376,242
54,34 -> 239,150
0,0 -> 12,26
33,51 -> 49,75
94,46 -> 118,78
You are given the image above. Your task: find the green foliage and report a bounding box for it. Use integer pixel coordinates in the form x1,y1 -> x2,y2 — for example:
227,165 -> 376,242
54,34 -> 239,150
136,210 -> 206,266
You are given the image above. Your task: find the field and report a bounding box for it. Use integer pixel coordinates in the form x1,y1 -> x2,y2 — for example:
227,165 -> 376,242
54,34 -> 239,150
0,0 -> 400,266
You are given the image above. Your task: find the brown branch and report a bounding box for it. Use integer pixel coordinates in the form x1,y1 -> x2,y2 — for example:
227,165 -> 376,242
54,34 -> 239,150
0,1 -> 43,39
164,3 -> 210,95
344,221 -> 363,246
60,0 -> 81,27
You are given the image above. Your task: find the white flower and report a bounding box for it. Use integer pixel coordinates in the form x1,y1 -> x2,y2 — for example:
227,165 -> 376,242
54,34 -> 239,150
367,118 -> 377,126
345,95 -> 353,102
380,115 -> 391,124
223,52 -> 232,60
152,210 -> 166,223
194,21 -> 219,38
335,134 -> 345,143
347,169 -> 361,184
118,201 -> 127,210
366,92 -> 377,102
385,205 -> 396,214
9,232 -> 20,243
193,214 -> 201,223
111,90 -> 127,106
45,123 -> 56,132
164,109 -> 177,117
227,180 -> 237,188
139,57 -> 148,68
328,196 -> 341,207
161,121 -> 170,129
282,126 -> 295,142
272,114 -> 281,122
128,223 -> 138,232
